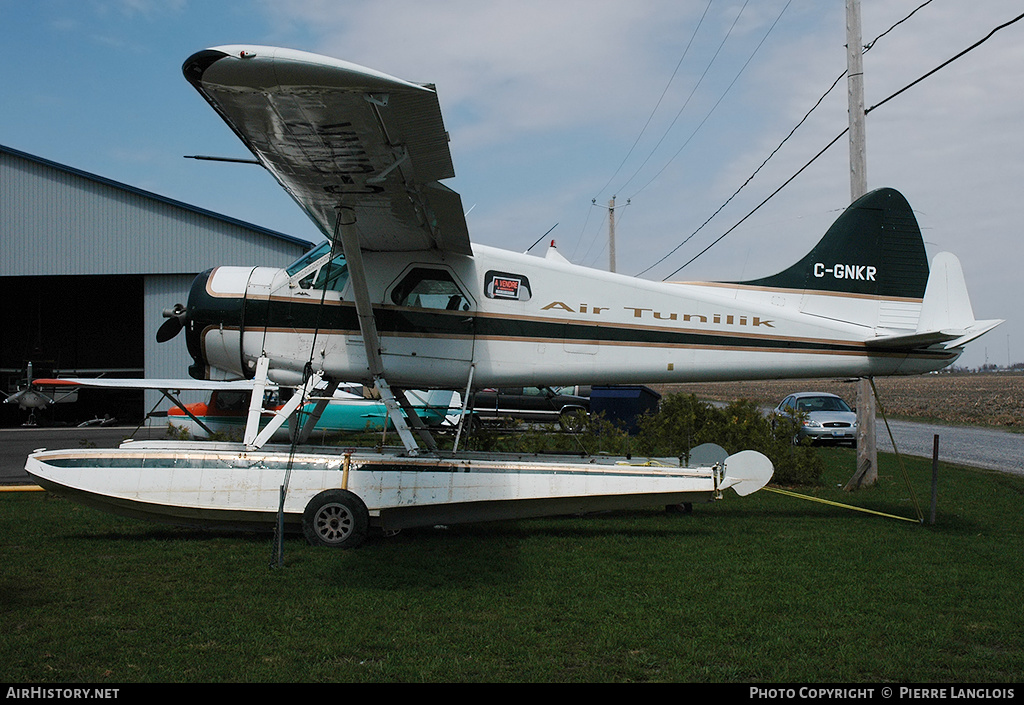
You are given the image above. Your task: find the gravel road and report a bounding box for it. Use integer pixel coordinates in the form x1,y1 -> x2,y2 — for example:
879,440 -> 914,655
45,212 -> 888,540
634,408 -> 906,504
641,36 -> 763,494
876,418 -> 1024,476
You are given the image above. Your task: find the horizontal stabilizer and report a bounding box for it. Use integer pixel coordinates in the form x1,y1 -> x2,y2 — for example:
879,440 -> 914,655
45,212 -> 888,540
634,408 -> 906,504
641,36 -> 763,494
867,252 -> 1002,351
940,319 -> 1004,349
865,330 -> 961,350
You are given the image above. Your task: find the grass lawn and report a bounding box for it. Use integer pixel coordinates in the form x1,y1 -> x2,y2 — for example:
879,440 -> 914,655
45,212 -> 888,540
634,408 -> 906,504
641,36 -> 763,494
2,448 -> 1022,683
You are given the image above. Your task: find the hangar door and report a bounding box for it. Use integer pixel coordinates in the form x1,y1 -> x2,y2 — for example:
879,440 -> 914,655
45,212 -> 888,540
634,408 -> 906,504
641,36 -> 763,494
1,274 -> 144,427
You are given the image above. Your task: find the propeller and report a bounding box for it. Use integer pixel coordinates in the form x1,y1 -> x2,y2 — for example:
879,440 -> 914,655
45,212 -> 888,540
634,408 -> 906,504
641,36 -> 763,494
157,303 -> 188,343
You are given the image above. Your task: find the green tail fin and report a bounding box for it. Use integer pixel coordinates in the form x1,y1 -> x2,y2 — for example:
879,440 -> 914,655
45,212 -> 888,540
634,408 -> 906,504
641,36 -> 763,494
736,188 -> 929,299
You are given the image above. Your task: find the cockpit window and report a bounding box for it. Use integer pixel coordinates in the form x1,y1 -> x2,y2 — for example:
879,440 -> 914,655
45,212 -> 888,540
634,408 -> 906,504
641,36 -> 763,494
286,241 -> 331,277
391,268 -> 470,310
311,253 -> 349,292
287,242 -> 349,293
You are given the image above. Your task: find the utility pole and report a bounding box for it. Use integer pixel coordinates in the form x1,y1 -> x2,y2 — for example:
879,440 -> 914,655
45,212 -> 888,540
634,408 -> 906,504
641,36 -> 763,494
608,197 -> 616,273
844,0 -> 878,490
605,196 -> 629,273
847,0 -> 867,200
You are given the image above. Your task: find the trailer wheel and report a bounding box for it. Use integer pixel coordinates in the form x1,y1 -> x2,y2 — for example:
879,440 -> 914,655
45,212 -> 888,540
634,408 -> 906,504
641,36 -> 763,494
302,489 -> 369,549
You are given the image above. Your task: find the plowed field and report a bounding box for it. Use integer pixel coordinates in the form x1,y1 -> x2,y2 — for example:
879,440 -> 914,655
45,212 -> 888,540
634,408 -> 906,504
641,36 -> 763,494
656,372 -> 1024,429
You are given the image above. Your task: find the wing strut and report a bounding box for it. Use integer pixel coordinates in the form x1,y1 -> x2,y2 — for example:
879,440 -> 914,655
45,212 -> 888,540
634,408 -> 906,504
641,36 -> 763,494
243,355 -> 324,450
394,388 -> 439,452
452,364 -> 476,452
335,207 -> 425,455
160,390 -> 216,437
291,378 -> 341,445
244,356 -> 272,447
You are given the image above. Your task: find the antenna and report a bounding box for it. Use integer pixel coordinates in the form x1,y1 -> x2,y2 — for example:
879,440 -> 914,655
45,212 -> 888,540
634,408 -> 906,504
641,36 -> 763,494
525,223 -> 559,253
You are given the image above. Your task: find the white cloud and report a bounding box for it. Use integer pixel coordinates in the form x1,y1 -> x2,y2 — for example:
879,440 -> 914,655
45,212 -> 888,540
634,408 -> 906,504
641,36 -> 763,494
222,1 -> 1024,366
261,1 -> 723,145
7,0 -> 1016,367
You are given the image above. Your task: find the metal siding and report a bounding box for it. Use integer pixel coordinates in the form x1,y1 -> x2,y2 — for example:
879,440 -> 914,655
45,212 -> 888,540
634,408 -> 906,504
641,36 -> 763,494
144,274 -> 207,413
2,146 -> 314,278
2,145 -> 315,427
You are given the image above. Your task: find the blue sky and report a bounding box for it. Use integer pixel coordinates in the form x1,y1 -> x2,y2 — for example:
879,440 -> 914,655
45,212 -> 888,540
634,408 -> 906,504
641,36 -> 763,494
2,1 -> 1021,368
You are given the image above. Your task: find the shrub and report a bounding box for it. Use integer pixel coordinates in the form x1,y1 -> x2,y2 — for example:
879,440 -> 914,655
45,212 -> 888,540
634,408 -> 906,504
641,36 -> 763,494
456,392 -> 823,486
636,393 -> 823,486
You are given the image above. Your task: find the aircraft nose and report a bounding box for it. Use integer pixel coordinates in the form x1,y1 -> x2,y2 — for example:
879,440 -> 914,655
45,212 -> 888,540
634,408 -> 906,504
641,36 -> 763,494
184,268 -> 215,379
183,267 -> 248,380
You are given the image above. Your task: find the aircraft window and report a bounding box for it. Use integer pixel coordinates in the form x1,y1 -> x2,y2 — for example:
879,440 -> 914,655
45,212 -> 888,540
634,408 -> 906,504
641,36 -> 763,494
392,268 -> 470,310
485,271 -> 531,302
212,391 -> 249,412
312,254 -> 350,292
286,241 -> 332,277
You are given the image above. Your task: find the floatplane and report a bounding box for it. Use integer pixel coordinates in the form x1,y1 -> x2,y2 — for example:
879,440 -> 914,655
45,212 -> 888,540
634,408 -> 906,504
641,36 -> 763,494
26,46 -> 1001,548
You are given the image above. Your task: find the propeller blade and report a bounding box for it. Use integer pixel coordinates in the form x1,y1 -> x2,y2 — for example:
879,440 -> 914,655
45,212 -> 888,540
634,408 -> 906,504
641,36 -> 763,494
156,318 -> 183,343
156,303 -> 188,343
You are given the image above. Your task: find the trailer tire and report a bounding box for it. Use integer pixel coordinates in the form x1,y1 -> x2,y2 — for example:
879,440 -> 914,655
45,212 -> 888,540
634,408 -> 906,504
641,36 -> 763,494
302,489 -> 369,549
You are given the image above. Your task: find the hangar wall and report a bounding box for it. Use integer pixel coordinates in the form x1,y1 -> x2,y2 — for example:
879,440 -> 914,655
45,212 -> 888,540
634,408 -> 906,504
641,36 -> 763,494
1,143 -> 316,427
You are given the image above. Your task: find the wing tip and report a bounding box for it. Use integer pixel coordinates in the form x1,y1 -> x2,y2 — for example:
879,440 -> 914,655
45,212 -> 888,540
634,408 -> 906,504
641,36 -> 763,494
182,48 -> 231,85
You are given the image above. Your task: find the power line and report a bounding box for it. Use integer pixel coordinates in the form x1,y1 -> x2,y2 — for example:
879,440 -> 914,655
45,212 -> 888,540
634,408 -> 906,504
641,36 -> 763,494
647,6 -> 1024,279
866,9 -> 1024,115
635,3 -> 817,278
592,0 -> 715,201
583,0 -> 786,270
863,0 -> 934,52
577,2 -> 719,262
625,0 -> 791,200
638,3 -> 932,278
611,0 -> 751,197
662,127 -> 848,280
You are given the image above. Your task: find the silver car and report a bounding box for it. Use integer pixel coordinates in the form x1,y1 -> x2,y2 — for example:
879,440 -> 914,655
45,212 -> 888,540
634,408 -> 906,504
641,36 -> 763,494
772,392 -> 858,446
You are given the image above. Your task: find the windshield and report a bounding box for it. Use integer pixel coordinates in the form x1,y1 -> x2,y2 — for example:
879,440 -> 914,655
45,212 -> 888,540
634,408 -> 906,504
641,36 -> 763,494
285,241 -> 331,276
796,396 -> 852,413
311,253 -> 349,292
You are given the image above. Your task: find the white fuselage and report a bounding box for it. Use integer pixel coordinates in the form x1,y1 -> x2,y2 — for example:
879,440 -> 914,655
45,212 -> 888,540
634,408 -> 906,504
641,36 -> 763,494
187,243 -> 957,390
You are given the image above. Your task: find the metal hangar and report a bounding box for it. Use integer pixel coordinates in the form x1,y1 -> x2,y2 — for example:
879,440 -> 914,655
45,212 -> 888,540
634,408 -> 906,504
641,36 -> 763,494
0,143 -> 315,427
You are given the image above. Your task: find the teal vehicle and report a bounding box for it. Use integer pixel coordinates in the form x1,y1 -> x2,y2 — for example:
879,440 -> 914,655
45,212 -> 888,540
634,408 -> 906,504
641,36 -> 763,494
168,388 -> 455,440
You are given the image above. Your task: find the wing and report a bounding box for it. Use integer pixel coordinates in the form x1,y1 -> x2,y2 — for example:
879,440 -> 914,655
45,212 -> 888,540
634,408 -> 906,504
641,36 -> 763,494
183,45 -> 471,255
32,378 -> 273,391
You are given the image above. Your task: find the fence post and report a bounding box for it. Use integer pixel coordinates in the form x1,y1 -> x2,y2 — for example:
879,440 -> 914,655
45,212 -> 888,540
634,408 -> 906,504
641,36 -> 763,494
930,435 -> 940,525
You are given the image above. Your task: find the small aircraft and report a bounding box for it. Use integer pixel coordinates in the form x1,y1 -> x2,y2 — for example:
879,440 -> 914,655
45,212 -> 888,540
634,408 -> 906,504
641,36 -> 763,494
2,362 -> 78,425
25,46 -> 1001,547
164,48 -> 1000,440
